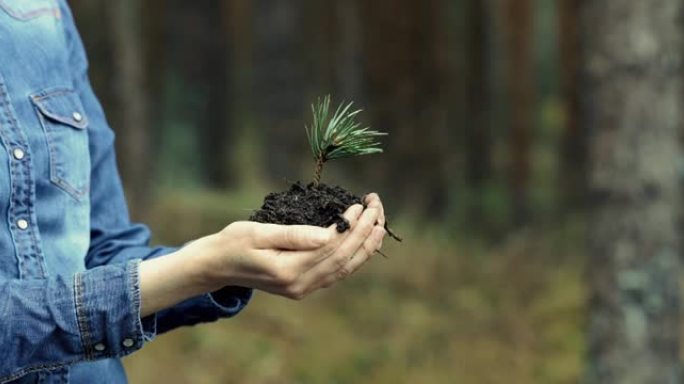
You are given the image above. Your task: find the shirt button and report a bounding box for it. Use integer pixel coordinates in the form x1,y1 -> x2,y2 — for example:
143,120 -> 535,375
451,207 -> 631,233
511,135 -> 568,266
72,112 -> 83,123
94,343 -> 106,352
16,219 -> 28,230
122,338 -> 134,348
12,148 -> 25,160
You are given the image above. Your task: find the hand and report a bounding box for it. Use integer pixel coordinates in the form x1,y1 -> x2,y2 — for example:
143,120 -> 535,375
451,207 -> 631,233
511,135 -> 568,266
202,197 -> 387,300
139,195 -> 387,315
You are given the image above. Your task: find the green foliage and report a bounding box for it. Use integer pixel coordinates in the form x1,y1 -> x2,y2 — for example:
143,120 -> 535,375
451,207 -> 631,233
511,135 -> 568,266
305,95 -> 387,163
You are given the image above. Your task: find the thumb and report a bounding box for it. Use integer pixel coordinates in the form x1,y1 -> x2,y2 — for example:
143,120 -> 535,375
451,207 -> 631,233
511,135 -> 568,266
253,223 -> 332,250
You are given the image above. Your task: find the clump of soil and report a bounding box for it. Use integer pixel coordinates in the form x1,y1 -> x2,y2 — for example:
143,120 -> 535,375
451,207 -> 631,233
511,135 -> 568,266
250,182 -> 362,233
250,182 -> 403,246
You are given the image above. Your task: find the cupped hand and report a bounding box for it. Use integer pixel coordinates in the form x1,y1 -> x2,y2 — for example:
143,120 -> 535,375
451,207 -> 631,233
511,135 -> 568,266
202,195 -> 387,300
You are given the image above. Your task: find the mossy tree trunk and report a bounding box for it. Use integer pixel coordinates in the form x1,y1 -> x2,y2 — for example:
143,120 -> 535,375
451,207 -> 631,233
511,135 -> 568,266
583,1 -> 684,382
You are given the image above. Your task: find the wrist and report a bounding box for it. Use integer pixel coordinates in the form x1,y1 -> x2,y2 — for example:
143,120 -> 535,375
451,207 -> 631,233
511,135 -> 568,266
179,233 -> 227,293
139,235 -> 223,316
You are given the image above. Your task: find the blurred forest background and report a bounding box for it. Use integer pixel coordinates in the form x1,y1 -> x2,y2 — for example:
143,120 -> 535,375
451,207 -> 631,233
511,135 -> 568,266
67,0 -> 683,383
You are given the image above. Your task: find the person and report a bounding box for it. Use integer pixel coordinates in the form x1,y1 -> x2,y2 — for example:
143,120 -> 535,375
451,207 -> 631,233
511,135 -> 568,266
0,1 -> 387,383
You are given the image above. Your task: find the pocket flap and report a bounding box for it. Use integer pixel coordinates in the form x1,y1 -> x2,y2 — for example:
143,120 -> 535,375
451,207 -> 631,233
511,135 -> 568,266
30,88 -> 88,129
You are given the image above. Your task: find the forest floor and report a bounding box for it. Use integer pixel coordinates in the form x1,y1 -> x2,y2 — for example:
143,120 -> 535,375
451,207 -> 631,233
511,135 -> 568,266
124,188 -> 587,384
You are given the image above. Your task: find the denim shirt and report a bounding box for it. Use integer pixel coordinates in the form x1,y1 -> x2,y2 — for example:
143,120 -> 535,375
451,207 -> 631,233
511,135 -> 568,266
0,1 -> 252,382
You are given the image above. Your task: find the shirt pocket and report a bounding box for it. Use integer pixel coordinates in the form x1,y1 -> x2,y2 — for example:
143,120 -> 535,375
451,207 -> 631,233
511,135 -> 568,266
0,0 -> 59,21
30,88 -> 90,201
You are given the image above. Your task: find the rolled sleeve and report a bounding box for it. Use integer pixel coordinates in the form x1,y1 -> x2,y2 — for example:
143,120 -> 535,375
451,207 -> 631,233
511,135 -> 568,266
0,261 -> 150,382
73,259 -> 148,360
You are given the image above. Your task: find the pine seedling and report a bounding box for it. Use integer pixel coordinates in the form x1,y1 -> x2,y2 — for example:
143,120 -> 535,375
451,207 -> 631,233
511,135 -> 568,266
305,95 -> 387,185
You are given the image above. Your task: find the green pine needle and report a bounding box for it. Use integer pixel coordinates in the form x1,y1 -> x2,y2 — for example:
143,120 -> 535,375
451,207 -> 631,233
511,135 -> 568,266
305,95 -> 387,165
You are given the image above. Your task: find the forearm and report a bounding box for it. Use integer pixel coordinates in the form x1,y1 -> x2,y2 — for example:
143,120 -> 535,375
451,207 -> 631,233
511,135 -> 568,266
139,234 -> 222,317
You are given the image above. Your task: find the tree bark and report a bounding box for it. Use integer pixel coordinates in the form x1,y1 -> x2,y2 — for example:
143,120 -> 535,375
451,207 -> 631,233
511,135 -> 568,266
252,0 -> 308,183
583,1 -> 684,382
360,0 -> 450,217
464,0 -> 494,226
504,0 -> 533,225
106,0 -> 151,217
166,0 -> 233,188
558,0 -> 585,209
333,0 -> 364,101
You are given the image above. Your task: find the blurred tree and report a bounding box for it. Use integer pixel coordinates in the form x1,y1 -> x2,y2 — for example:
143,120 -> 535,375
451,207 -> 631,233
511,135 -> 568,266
464,0 -> 495,227
224,0 -> 252,113
360,0 -> 451,218
504,0 -> 533,225
141,0 -> 165,100
332,0 -> 364,101
558,0 -> 584,210
583,1 -> 684,382
105,0 -> 152,217
69,0 -> 114,108
251,0 -> 309,183
164,0 -> 235,188
309,0 -> 365,102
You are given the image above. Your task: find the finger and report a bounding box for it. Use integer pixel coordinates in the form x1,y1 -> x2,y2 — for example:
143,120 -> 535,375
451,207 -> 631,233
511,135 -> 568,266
364,193 -> 381,206
374,225 -> 385,251
253,223 -> 331,250
331,203 -> 364,233
301,207 -> 380,284
337,207 -> 379,258
364,193 -> 385,227
259,205 -> 370,281
314,226 -> 386,290
266,204 -> 366,273
337,226 -> 385,279
283,203 -> 364,273
341,204 -> 364,227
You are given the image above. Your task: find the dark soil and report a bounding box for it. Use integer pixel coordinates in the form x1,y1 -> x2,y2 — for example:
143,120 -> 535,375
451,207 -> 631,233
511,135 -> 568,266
250,182 -> 403,246
250,182 -> 362,232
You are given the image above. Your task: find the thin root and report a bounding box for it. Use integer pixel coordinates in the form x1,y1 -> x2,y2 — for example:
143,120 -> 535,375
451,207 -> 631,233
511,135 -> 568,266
384,222 -> 403,242
376,249 -> 389,258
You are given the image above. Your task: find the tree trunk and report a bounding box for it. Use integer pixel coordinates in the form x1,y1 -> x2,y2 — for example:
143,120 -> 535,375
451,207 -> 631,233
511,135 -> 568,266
464,0 -> 494,226
252,0 -> 308,183
69,0 -> 115,109
504,0 -> 533,225
583,1 -> 684,383
558,0 -> 584,209
166,0 -> 233,188
333,0 -> 364,101
360,0 -> 450,217
106,0 -> 151,218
